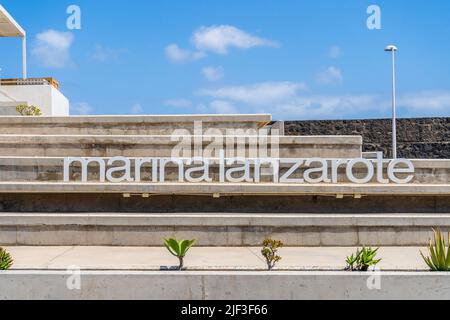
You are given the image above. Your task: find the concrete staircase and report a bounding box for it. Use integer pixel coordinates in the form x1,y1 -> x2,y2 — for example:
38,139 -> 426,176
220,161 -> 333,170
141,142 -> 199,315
0,114 -> 449,247
0,114 -> 271,135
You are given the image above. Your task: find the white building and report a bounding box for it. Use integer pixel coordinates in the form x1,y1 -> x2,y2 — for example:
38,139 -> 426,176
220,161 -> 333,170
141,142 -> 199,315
0,5 -> 69,116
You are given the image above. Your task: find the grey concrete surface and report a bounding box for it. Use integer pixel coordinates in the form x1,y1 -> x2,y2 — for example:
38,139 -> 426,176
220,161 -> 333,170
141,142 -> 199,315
0,220 -> 446,246
0,135 -> 362,158
2,270 -> 450,300
0,114 -> 272,135
0,181 -> 448,195
2,246 -> 442,300
0,114 -> 272,124
2,270 -> 449,300
2,246 -> 429,271
1,194 -> 447,214
3,213 -> 450,227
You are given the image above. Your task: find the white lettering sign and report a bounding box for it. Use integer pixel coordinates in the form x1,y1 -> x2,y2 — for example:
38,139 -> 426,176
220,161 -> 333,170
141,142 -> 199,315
63,152 -> 415,184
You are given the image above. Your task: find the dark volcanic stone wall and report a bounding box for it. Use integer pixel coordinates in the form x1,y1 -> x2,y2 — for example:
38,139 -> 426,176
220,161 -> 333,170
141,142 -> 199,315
284,118 -> 449,159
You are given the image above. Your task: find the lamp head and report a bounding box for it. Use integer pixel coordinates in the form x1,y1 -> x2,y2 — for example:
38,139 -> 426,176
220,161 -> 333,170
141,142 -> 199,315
385,45 -> 398,52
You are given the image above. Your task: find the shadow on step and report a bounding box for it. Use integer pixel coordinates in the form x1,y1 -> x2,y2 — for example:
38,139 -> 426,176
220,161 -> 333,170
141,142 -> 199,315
0,194 -> 448,213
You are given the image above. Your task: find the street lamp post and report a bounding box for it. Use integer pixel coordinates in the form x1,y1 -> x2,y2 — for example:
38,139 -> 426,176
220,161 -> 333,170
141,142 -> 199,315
385,45 -> 398,159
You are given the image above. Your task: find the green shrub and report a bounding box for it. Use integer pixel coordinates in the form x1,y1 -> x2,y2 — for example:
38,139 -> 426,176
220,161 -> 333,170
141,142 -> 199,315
16,105 -> 42,116
420,229 -> 450,271
261,238 -> 283,271
0,247 -> 13,270
164,238 -> 195,270
345,247 -> 381,271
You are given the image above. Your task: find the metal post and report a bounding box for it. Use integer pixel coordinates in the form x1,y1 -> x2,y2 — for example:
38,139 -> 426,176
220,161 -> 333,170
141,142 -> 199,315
22,37 -> 27,79
391,49 -> 397,159
385,45 -> 398,159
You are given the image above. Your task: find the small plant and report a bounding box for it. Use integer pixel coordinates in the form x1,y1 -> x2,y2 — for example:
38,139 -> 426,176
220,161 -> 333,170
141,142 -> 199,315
164,238 -> 195,271
16,105 -> 42,116
420,228 -> 450,271
261,238 -> 283,271
0,247 -> 13,270
345,246 -> 381,271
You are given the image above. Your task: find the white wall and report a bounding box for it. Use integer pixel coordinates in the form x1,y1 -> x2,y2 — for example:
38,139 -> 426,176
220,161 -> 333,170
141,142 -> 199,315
51,86 -> 70,116
0,101 -> 27,115
0,85 -> 69,116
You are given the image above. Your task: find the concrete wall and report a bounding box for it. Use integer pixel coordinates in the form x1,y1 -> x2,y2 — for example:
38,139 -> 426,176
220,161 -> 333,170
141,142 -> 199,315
285,118 -> 450,159
0,101 -> 27,115
1,212 -> 450,246
1,271 -> 450,300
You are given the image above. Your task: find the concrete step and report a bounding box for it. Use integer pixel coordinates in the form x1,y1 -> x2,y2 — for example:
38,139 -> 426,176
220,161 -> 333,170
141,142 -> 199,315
0,157 -> 448,184
0,135 -> 361,158
0,181 -> 449,196
0,213 -> 448,246
0,114 -> 272,135
1,193 -> 448,214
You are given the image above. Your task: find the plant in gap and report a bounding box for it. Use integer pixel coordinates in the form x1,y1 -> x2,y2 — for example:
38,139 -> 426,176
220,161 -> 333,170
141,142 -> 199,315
164,238 -> 195,271
16,105 -> 42,116
345,246 -> 382,271
0,247 -> 13,270
420,228 -> 450,271
261,238 -> 283,271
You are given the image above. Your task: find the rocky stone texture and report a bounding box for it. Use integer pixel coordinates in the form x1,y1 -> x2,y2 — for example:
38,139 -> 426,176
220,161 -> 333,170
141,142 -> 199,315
285,118 -> 449,159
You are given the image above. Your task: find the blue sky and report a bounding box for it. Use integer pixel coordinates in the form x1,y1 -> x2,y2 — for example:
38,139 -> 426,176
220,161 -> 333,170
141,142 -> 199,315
1,0 -> 450,120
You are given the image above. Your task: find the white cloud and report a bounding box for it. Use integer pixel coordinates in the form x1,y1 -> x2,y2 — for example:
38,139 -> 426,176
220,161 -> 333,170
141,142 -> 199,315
70,102 -> 93,115
32,30 -> 74,68
130,103 -> 143,114
194,82 -> 450,119
273,94 -> 380,120
316,66 -> 343,85
191,25 -> 277,54
209,100 -> 238,114
270,91 -> 450,120
328,45 -> 342,59
91,44 -> 123,62
197,81 -> 306,105
165,44 -> 205,63
202,66 -> 224,81
397,91 -> 450,113
164,99 -> 193,108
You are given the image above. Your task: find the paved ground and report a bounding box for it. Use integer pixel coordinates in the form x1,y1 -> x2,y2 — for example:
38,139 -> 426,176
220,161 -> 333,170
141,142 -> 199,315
3,246 -> 430,271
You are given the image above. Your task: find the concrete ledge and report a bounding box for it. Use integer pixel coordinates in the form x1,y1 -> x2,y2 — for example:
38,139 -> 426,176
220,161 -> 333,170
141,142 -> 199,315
0,114 -> 272,135
0,135 -> 362,145
0,114 -> 272,124
0,135 -> 362,158
0,182 -> 448,195
1,271 -> 449,300
1,213 -> 449,246
1,213 -> 450,227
